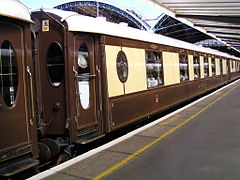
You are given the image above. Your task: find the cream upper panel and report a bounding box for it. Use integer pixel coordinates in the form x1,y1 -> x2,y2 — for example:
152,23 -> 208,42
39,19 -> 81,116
122,47 -> 147,94
215,58 -> 220,75
188,55 -> 194,81
105,45 -> 124,97
222,59 -> 227,74
162,52 -> 180,85
200,56 -> 204,78
209,58 -> 212,76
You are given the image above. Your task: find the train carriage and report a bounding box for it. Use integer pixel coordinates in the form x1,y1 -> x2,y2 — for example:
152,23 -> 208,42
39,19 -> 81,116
31,8 -> 240,156
0,0 -> 39,178
1,4 -> 240,177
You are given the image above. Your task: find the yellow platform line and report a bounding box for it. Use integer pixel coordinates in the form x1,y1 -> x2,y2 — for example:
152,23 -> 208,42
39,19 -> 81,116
93,85 -> 238,180
159,114 -> 182,125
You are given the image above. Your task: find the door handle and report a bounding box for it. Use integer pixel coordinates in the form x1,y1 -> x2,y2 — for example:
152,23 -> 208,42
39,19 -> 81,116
77,74 -> 96,80
26,66 -> 35,126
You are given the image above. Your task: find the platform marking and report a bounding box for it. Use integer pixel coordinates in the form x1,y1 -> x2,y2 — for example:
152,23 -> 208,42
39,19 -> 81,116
159,114 -> 181,125
27,80 -> 240,180
93,84 -> 239,180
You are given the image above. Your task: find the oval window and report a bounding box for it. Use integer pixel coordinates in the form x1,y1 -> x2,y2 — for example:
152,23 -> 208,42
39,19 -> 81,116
116,51 -> 128,83
77,43 -> 90,109
46,42 -> 64,87
0,41 -> 18,107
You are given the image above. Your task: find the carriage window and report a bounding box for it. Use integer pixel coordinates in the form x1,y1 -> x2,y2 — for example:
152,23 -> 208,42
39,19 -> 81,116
46,42 -> 64,87
219,59 -> 223,74
146,51 -> 164,88
204,57 -> 209,77
0,41 -> 18,107
179,54 -> 189,82
226,60 -> 229,73
211,58 -> 216,76
77,43 -> 90,109
116,51 -> 128,83
193,56 -> 200,79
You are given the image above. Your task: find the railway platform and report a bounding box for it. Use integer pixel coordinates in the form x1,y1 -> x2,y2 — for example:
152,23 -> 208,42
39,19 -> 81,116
29,79 -> 240,180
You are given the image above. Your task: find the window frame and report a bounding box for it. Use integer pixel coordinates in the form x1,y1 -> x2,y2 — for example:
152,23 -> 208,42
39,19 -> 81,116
116,50 -> 128,83
219,59 -> 223,75
145,51 -> 164,88
46,42 -> 65,88
0,40 -> 18,107
179,54 -> 189,82
203,57 -> 209,78
193,56 -> 200,80
211,58 -> 216,76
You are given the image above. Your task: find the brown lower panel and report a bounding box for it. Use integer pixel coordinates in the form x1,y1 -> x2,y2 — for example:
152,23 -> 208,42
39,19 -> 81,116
230,72 -> 240,81
0,144 -> 31,163
109,75 -> 228,130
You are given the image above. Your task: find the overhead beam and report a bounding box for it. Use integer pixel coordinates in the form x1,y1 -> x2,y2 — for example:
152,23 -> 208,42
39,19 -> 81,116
153,22 -> 184,31
194,24 -> 240,29
206,31 -> 240,36
227,43 -> 240,47
221,39 -> 240,43
175,14 -> 240,24
164,27 -> 194,36
210,34 -> 240,39
217,36 -> 240,40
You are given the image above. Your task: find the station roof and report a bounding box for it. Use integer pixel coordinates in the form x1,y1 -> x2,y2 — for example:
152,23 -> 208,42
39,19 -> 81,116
53,0 -> 240,57
142,0 -> 240,57
54,0 -> 150,30
150,14 -> 212,43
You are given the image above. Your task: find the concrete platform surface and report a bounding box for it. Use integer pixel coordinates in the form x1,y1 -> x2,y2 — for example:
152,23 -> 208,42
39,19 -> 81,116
29,80 -> 240,180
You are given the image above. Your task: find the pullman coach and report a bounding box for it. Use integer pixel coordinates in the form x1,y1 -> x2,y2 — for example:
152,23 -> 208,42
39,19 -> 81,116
1,1 -> 240,178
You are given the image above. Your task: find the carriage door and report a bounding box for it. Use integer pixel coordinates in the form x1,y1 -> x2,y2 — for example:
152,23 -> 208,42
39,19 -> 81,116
74,35 -> 102,141
39,30 -> 66,134
0,23 -> 31,153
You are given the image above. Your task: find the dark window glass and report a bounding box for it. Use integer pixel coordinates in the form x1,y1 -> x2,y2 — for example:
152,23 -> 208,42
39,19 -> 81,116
146,51 -> 164,88
211,58 -> 216,76
193,56 -> 200,79
179,54 -> 189,82
220,59 -> 223,74
204,57 -> 209,77
226,60 -> 229,73
116,51 -> 128,83
77,43 -> 90,109
0,41 -> 18,107
46,42 -> 64,87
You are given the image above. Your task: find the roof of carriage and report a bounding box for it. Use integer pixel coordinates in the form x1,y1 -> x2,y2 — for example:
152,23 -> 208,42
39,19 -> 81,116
37,8 -> 240,61
0,0 -> 33,23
